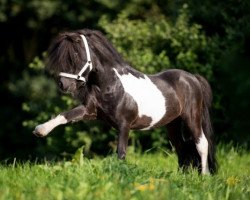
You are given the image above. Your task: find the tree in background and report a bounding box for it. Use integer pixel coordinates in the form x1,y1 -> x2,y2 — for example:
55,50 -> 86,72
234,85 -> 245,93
0,0 -> 249,160
184,0 -> 250,144
0,0 -> 124,159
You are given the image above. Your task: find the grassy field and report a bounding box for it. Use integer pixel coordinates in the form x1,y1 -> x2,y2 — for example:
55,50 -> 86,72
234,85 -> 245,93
0,145 -> 249,200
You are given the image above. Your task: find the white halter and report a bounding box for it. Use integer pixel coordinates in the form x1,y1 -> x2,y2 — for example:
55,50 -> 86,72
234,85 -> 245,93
59,35 -> 93,82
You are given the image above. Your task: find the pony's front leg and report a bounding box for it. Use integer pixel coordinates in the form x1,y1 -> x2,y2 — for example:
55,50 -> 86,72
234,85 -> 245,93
33,105 -> 96,137
117,124 -> 130,160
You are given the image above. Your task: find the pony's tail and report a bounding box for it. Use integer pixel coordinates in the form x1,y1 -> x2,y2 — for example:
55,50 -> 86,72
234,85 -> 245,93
195,75 -> 217,174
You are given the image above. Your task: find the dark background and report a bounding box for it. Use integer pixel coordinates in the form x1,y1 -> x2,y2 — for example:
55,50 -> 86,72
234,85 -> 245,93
0,0 -> 249,160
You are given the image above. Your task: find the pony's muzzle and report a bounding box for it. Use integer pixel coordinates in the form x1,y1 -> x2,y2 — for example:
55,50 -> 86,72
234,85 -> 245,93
58,77 -> 77,93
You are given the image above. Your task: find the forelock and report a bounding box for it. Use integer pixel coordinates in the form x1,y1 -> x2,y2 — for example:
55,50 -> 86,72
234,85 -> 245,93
46,32 -> 85,75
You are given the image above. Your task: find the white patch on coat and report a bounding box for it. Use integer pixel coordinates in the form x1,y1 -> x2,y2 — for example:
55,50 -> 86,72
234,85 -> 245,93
196,130 -> 210,175
34,115 -> 67,136
113,68 -> 166,129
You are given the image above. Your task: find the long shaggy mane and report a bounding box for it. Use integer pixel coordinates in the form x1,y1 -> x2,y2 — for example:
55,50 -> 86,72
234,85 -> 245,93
46,29 -> 126,75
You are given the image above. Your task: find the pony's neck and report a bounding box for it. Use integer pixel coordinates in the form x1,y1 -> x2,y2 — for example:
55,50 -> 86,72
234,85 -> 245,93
98,63 -> 144,85
113,64 -> 145,79
89,64 -> 118,88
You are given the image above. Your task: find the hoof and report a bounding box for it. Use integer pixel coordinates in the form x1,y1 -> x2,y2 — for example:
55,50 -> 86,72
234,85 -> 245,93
33,125 -> 48,137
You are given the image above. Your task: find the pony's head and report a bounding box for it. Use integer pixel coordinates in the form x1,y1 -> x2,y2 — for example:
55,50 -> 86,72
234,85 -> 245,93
46,29 -> 126,96
47,31 -> 91,95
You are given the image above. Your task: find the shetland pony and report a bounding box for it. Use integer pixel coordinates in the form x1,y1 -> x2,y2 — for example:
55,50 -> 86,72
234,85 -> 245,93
33,29 -> 216,174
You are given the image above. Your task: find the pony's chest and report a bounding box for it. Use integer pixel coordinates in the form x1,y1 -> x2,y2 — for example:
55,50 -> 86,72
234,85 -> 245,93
113,69 -> 166,129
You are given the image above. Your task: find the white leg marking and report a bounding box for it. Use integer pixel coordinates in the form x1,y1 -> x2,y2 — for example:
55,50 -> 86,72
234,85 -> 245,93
196,130 -> 210,175
113,68 -> 166,129
34,115 -> 67,137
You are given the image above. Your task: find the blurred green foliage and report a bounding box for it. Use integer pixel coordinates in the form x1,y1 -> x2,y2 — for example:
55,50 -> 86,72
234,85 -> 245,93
0,0 -> 249,160
99,5 -> 213,77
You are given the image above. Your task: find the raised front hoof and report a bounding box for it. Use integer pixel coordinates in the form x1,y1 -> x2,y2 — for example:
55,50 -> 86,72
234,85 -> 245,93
33,125 -> 48,137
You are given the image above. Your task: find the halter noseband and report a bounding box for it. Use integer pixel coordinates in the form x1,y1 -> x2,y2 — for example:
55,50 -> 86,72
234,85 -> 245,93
59,35 -> 93,83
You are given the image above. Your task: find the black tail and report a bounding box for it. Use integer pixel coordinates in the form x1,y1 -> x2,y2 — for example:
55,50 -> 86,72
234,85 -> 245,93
195,75 -> 217,174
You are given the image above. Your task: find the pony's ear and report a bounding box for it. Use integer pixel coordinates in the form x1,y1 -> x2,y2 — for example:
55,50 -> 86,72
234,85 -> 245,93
61,32 -> 81,43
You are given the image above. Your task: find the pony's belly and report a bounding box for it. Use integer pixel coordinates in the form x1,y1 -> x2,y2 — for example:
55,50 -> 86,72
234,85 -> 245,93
131,113 -> 177,131
130,115 -> 153,130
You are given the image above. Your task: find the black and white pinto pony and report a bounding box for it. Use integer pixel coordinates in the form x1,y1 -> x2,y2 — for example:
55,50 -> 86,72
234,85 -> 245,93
33,29 -> 216,174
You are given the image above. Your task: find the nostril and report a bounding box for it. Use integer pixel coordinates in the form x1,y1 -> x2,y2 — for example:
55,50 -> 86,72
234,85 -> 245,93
58,80 -> 63,89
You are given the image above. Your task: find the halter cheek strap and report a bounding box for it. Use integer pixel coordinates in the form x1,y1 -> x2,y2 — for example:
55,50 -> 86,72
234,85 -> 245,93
59,35 -> 93,82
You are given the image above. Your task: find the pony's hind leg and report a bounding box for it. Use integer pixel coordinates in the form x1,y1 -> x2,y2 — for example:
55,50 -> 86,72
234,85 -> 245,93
195,129 -> 209,174
167,117 -> 200,172
183,113 -> 210,175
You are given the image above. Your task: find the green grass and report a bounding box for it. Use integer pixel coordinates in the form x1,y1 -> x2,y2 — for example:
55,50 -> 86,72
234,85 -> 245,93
0,146 -> 249,200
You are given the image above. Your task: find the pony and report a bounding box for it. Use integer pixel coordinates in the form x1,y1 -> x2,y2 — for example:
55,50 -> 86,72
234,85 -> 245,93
33,29 -> 217,174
